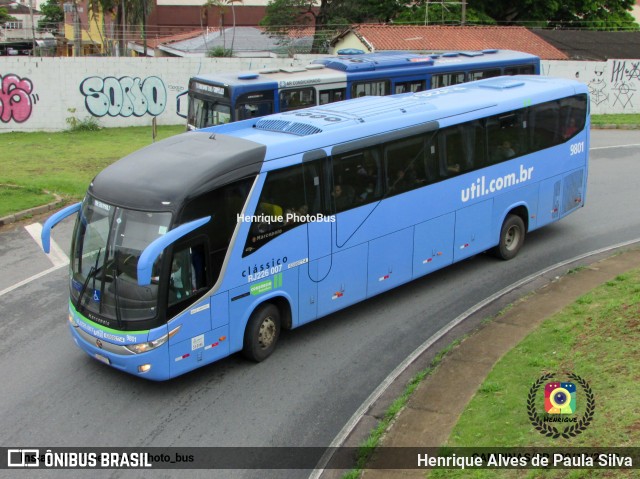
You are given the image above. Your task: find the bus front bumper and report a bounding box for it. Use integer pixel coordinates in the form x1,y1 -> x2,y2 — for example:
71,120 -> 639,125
69,323 -> 171,381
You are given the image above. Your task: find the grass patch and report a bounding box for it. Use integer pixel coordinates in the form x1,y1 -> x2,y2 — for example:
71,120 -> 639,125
0,185 -> 56,217
428,268 -> 640,478
0,125 -> 184,214
591,114 -> 640,126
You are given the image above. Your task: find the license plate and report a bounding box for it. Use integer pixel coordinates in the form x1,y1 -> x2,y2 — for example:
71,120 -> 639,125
95,353 -> 110,365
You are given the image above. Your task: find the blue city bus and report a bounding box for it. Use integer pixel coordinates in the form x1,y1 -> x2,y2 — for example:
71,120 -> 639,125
178,49 -> 540,130
43,75 -> 589,380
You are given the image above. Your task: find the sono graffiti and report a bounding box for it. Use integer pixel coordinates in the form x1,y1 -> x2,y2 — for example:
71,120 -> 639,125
0,73 -> 35,123
80,76 -> 167,117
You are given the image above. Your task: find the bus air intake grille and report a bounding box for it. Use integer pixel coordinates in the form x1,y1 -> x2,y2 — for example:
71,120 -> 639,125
255,119 -> 323,136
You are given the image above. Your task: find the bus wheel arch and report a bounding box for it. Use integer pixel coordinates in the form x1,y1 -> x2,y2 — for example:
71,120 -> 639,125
241,297 -> 291,362
493,207 -> 528,260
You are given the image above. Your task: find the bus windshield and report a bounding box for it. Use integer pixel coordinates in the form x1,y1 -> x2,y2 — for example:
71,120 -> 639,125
70,196 -> 172,325
189,97 -> 231,129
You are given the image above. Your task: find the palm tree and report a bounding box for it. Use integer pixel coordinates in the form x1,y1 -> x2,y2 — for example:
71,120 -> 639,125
87,0 -> 118,55
128,0 -> 154,56
227,0 -> 243,56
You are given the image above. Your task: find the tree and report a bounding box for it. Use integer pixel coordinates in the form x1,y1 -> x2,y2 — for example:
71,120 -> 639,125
395,1 -> 495,25
468,0 -> 638,30
128,0 -> 155,56
37,0 -> 64,32
0,6 -> 17,26
260,0 -> 408,54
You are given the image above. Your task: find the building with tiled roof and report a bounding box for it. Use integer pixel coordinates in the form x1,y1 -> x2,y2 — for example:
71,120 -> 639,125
331,25 -> 568,60
129,27 -> 315,57
531,29 -> 640,61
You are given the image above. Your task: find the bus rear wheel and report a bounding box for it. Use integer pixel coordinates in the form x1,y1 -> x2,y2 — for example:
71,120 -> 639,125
494,214 -> 526,260
242,303 -> 281,362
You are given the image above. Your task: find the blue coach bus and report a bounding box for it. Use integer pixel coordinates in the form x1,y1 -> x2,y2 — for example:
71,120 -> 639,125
43,75 -> 588,380
179,49 -> 540,130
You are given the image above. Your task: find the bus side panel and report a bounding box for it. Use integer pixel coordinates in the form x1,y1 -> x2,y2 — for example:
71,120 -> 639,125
298,262 -> 318,326
169,325 -> 230,378
492,183 -> 540,234
536,175 -> 562,228
412,212 -> 455,277
166,297 -> 218,346
453,199 -> 494,261
560,168 -> 585,217
227,267 -> 298,353
367,228 -> 413,297
316,244 -> 368,317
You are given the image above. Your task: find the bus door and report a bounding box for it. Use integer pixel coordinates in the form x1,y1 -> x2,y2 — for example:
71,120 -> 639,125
298,152 -> 330,324
311,145 -> 373,317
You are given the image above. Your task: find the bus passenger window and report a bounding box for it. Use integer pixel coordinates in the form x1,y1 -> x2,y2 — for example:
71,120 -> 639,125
530,101 -> 561,152
439,126 -> 468,176
504,65 -> 535,75
559,94 -> 587,140
384,136 -> 428,196
351,80 -> 390,98
431,72 -> 465,89
280,88 -> 315,112
244,164 -> 322,255
332,148 -> 382,211
395,80 -> 426,94
486,112 -> 525,164
468,69 -> 501,81
319,88 -> 346,105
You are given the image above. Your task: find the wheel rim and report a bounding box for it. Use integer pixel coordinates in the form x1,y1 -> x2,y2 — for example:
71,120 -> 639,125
258,316 -> 277,349
505,225 -> 521,251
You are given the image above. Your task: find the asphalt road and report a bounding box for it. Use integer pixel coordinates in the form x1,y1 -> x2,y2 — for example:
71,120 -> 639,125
1,130 -> 639,479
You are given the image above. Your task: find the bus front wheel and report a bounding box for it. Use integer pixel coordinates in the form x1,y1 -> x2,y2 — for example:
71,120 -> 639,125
494,214 -> 526,260
242,303 -> 281,362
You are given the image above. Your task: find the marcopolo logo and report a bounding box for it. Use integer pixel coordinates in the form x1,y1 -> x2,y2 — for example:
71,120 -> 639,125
528,372 -> 595,439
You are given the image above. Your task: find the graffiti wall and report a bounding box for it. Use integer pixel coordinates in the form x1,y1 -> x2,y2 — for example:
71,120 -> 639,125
80,76 -> 167,118
0,57 -> 638,132
0,73 -> 36,124
0,55 -> 319,132
542,59 -> 640,115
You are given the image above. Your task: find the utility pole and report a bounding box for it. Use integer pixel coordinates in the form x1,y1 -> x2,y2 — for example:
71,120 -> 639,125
461,0 -> 466,25
28,0 -> 36,54
73,1 -> 81,56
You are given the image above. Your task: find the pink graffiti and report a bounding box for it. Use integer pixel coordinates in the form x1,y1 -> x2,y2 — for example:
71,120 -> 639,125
0,73 -> 34,123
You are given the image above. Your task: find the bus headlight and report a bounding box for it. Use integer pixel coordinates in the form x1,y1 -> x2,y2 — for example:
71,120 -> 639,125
125,326 -> 181,354
68,313 -> 78,327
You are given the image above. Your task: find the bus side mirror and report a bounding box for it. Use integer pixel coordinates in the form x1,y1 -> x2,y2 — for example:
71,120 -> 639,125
176,91 -> 187,119
41,202 -> 82,254
137,216 -> 211,286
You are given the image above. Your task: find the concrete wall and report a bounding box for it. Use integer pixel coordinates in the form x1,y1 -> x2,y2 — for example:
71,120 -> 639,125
0,55 -> 320,132
542,60 -> 640,115
0,57 -> 638,133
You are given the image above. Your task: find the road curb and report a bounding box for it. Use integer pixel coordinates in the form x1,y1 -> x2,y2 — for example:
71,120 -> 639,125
0,190 -> 64,227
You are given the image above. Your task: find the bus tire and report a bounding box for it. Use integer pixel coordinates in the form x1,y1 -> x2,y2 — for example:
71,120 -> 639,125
494,214 -> 526,260
242,303 -> 281,362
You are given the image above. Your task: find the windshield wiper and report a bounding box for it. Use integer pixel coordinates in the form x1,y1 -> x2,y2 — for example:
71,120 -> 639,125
112,251 -> 123,329
76,248 -> 102,311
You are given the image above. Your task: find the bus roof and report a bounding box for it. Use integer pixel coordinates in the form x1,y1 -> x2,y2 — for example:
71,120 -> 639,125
213,75 -> 587,160
191,49 -> 539,87
90,75 -> 586,213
